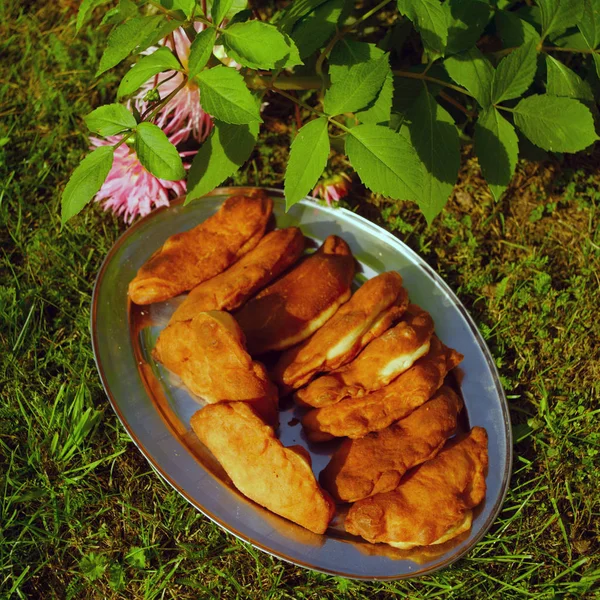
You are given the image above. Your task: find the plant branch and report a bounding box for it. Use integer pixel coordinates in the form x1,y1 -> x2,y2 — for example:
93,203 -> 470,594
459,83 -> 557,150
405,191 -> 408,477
245,73 -> 323,91
271,88 -> 353,135
494,45 -> 599,59
542,45 -> 599,54
271,88 -> 326,118
143,79 -> 187,121
439,91 -> 475,118
114,79 -> 188,150
393,70 -> 475,97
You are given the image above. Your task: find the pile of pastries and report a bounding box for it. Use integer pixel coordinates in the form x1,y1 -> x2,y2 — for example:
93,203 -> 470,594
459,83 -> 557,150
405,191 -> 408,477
129,190 -> 488,550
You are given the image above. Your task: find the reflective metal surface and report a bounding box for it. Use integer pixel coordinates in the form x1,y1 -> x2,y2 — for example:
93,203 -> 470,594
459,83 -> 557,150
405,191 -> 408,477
91,187 -> 512,579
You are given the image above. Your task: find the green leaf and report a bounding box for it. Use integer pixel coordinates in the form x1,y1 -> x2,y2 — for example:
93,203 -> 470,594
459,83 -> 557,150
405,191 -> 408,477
550,29 -> 591,50
138,18 -> 183,53
475,107 -> 519,201
444,47 -> 494,107
404,89 -> 460,224
356,72 -> 394,125
61,146 -> 114,224
536,0 -> 584,40
445,0 -> 491,55
108,563 -> 126,592
125,546 -> 146,569
164,0 -> 195,18
188,27 -> 217,80
545,54 -> 595,101
197,66 -> 261,124
345,124 -> 422,202
328,37 -> 377,70
222,22 -> 292,69
84,104 -> 137,136
593,52 -> 600,78
397,0 -> 448,56
284,118 -> 330,209
579,0 -> 600,48
512,94 -> 598,152
275,33 -> 304,68
117,47 -> 182,100
102,0 -> 138,26
276,0 -> 330,32
80,552 -> 108,581
96,15 -> 164,76
186,120 -> 259,202
291,0 -> 345,58
212,0 -> 234,25
324,41 -> 390,116
76,0 -> 112,33
392,65 -> 445,115
135,122 -> 185,180
224,0 -> 249,20
492,40 -> 538,104
495,10 -> 541,47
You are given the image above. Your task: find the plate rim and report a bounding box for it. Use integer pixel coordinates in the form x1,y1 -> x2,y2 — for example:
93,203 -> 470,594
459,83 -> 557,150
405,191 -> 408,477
90,186 -> 513,580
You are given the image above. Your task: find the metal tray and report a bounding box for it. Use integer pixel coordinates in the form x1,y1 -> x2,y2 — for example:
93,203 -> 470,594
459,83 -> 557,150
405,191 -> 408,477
91,187 -> 512,579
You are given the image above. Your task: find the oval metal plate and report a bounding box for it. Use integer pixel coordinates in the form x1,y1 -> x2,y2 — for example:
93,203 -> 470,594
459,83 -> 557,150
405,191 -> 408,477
91,187 -> 512,580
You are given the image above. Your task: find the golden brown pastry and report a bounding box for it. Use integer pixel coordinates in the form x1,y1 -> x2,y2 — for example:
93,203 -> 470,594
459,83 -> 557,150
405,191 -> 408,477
191,402 -> 335,534
302,337 -> 463,441
320,386 -> 463,503
296,304 -> 434,408
345,427 -> 488,549
129,191 -> 273,305
153,311 -> 278,426
272,272 -> 408,393
235,235 -> 355,355
170,228 -> 305,323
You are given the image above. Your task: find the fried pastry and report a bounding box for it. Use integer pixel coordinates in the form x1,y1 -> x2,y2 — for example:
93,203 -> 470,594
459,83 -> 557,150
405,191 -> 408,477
302,337 -> 463,441
191,402 -> 335,534
170,228 -> 305,323
345,427 -> 488,549
320,386 -> 463,503
296,304 -> 434,408
235,235 -> 355,355
129,191 -> 273,305
272,272 -> 408,393
153,311 -> 278,425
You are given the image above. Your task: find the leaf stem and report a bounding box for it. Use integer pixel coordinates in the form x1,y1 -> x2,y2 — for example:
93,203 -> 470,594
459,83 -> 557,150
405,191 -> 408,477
542,45 -> 599,54
315,0 -> 395,77
195,15 -> 222,33
393,70 -> 475,98
439,91 -> 475,118
494,45 -> 599,59
271,88 -> 325,118
113,131 -> 134,151
113,79 -> 188,150
245,73 -> 323,90
271,87 -> 352,135
143,79 -> 187,121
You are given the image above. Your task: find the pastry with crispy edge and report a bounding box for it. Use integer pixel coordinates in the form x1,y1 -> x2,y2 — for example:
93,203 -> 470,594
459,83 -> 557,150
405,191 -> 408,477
191,402 -> 335,534
170,227 -> 305,323
129,191 -> 273,305
153,311 -> 278,426
345,427 -> 488,549
235,235 -> 355,356
320,386 -> 463,503
302,336 -> 463,442
296,304 -> 434,408
272,272 -> 409,393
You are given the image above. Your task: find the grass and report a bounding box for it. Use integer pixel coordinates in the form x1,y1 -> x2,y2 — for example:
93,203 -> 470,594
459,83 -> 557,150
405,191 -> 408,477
1,1 -> 600,598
